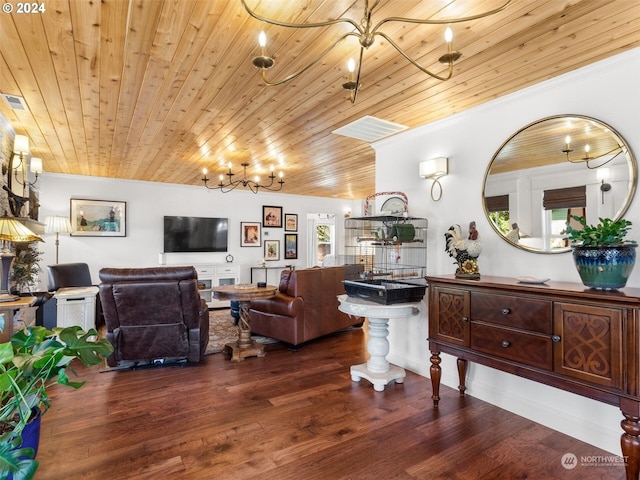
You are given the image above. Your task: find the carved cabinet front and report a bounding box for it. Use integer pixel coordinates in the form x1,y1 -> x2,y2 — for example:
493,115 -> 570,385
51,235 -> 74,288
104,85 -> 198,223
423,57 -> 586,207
427,275 -> 640,480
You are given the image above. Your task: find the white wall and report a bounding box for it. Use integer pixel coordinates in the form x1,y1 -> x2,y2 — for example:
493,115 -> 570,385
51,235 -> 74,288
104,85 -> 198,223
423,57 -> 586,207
36,175 -> 358,287
374,48 -> 640,455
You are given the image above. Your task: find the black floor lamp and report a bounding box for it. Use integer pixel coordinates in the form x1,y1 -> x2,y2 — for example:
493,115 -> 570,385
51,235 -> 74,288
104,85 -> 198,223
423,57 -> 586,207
44,216 -> 72,264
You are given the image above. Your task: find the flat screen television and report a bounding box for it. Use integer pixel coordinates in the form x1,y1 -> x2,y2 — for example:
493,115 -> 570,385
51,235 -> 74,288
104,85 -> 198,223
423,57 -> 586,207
163,216 -> 228,253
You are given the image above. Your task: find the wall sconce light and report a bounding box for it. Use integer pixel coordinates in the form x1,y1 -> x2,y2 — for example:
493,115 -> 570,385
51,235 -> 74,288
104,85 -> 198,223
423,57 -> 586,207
12,135 -> 29,156
597,167 -> 611,205
4,134 -> 29,176
30,157 -> 43,176
419,157 -> 448,201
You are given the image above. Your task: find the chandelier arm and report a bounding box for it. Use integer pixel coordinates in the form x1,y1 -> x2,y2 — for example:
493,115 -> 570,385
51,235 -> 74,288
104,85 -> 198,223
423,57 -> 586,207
349,46 -> 365,104
241,0 -> 362,32
585,149 -> 624,170
370,0 -> 513,34
258,32 -> 358,87
566,146 -> 624,166
219,181 -> 243,193
376,32 -> 453,81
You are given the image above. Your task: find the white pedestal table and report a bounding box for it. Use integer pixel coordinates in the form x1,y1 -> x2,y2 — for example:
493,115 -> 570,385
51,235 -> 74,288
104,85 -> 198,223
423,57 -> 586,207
337,294 -> 420,392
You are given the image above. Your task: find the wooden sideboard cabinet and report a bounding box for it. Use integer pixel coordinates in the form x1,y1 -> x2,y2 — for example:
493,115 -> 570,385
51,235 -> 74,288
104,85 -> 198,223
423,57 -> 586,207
426,275 -> 640,480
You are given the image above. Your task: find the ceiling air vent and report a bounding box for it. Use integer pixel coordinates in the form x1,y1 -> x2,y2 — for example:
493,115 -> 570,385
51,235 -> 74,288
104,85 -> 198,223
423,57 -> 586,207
332,115 -> 408,143
1,94 -> 28,111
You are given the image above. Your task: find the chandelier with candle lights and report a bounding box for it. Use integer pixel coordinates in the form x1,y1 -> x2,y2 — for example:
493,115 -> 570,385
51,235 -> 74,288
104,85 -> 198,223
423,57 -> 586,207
241,0 -> 512,103
201,162 -> 284,194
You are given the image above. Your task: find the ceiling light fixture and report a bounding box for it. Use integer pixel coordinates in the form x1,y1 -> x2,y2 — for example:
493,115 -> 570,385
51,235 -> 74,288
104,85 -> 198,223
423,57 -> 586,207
562,135 -> 625,170
201,162 -> 284,194
241,0 -> 512,103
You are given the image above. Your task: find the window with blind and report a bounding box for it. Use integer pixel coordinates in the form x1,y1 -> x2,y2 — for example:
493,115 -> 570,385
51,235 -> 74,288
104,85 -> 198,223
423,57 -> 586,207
485,194 -> 509,212
543,186 -> 586,210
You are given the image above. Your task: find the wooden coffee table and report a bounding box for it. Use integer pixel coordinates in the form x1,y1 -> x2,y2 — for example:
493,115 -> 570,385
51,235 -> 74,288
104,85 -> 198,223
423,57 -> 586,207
212,284 -> 277,361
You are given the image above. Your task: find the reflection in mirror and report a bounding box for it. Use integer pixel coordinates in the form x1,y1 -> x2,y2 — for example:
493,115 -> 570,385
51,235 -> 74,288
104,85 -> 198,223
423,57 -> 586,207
483,115 -> 637,253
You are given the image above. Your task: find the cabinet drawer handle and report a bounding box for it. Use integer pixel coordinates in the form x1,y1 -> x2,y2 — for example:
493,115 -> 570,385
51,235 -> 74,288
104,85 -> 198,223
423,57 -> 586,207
551,335 -> 561,343
501,308 -> 510,315
461,316 -> 469,323
501,340 -> 510,348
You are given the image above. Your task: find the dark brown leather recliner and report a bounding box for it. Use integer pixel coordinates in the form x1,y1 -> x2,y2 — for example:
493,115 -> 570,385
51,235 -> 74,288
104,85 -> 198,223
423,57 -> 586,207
98,266 -> 209,367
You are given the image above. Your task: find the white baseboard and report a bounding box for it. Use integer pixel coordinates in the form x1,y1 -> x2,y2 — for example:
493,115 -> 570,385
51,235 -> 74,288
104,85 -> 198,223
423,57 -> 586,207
387,350 -> 622,456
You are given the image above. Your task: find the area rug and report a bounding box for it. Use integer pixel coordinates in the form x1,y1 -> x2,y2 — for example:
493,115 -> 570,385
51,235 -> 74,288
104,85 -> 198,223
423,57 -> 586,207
205,309 -> 278,355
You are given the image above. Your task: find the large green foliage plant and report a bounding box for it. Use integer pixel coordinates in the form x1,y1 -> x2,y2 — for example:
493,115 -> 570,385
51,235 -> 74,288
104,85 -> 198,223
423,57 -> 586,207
0,319 -> 113,479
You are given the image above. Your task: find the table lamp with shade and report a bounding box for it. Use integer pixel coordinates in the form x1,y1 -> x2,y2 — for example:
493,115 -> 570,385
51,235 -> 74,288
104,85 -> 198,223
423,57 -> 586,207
44,215 -> 72,264
0,212 -> 43,296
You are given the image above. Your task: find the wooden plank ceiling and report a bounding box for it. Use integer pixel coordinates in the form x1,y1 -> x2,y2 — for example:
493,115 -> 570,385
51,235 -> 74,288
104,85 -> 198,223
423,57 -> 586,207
1,0 -> 639,199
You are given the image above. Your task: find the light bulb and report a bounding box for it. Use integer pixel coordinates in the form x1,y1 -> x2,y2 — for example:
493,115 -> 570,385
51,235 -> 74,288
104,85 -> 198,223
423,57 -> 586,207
347,58 -> 356,73
258,31 -> 267,48
444,27 -> 453,43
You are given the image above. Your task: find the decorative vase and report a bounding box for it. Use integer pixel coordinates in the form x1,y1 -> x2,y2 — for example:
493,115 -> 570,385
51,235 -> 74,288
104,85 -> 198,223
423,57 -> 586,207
572,244 -> 637,290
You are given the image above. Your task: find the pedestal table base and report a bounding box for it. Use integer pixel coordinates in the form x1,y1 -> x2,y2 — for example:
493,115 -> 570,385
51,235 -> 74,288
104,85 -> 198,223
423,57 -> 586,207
338,294 -> 420,392
223,299 -> 265,362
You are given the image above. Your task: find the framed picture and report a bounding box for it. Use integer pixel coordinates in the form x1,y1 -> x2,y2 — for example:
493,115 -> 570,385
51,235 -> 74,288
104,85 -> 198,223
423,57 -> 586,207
263,205 -> 282,228
240,222 -> 261,247
264,240 -> 280,261
284,234 -> 298,259
284,213 -> 298,232
70,199 -> 126,237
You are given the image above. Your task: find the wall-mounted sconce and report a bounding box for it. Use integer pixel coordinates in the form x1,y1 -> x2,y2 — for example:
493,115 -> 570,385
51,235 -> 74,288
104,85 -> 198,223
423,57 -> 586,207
597,167 -> 611,205
5,134 -> 29,176
419,157 -> 448,201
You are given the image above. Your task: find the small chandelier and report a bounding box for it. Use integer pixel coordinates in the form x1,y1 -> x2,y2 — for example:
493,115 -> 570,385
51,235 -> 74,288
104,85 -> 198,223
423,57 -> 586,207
201,162 -> 284,194
562,135 -> 625,170
241,0 -> 512,103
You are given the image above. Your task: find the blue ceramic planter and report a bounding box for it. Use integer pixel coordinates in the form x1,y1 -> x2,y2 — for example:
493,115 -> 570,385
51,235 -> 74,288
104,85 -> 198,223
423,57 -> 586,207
572,244 -> 637,290
7,407 -> 41,480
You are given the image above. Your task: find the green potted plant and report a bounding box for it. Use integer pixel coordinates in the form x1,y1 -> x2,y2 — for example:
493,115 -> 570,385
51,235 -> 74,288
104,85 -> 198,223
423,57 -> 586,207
565,215 -> 637,289
10,243 -> 42,295
0,318 -> 113,479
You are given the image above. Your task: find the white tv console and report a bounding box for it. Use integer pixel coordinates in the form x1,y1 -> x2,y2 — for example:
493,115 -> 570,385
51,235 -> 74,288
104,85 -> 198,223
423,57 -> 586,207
193,264 -> 240,308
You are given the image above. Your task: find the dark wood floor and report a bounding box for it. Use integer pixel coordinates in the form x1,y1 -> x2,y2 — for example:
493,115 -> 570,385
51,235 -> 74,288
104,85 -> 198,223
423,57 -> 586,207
36,324 -> 625,479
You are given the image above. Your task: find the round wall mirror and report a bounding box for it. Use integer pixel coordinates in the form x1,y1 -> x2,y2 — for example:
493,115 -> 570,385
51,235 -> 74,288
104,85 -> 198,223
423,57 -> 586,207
482,115 -> 637,253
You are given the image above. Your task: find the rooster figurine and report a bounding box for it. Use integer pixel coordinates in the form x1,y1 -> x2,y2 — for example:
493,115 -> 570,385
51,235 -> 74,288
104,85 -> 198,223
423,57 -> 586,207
444,222 -> 482,278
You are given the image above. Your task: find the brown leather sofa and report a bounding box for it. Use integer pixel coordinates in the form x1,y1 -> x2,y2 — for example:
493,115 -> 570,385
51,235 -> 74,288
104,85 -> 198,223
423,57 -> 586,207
99,266 -> 209,367
249,265 -> 363,346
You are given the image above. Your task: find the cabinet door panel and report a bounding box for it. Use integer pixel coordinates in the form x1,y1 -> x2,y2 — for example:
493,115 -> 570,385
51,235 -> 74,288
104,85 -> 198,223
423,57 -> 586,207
553,302 -> 622,389
430,286 -> 469,346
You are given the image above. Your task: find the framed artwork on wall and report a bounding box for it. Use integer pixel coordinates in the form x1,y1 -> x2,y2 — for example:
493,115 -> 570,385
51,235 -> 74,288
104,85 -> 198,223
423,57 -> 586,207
284,213 -> 298,232
284,234 -> 298,259
240,222 -> 261,247
263,205 -> 282,228
264,240 -> 280,261
70,199 -> 126,237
